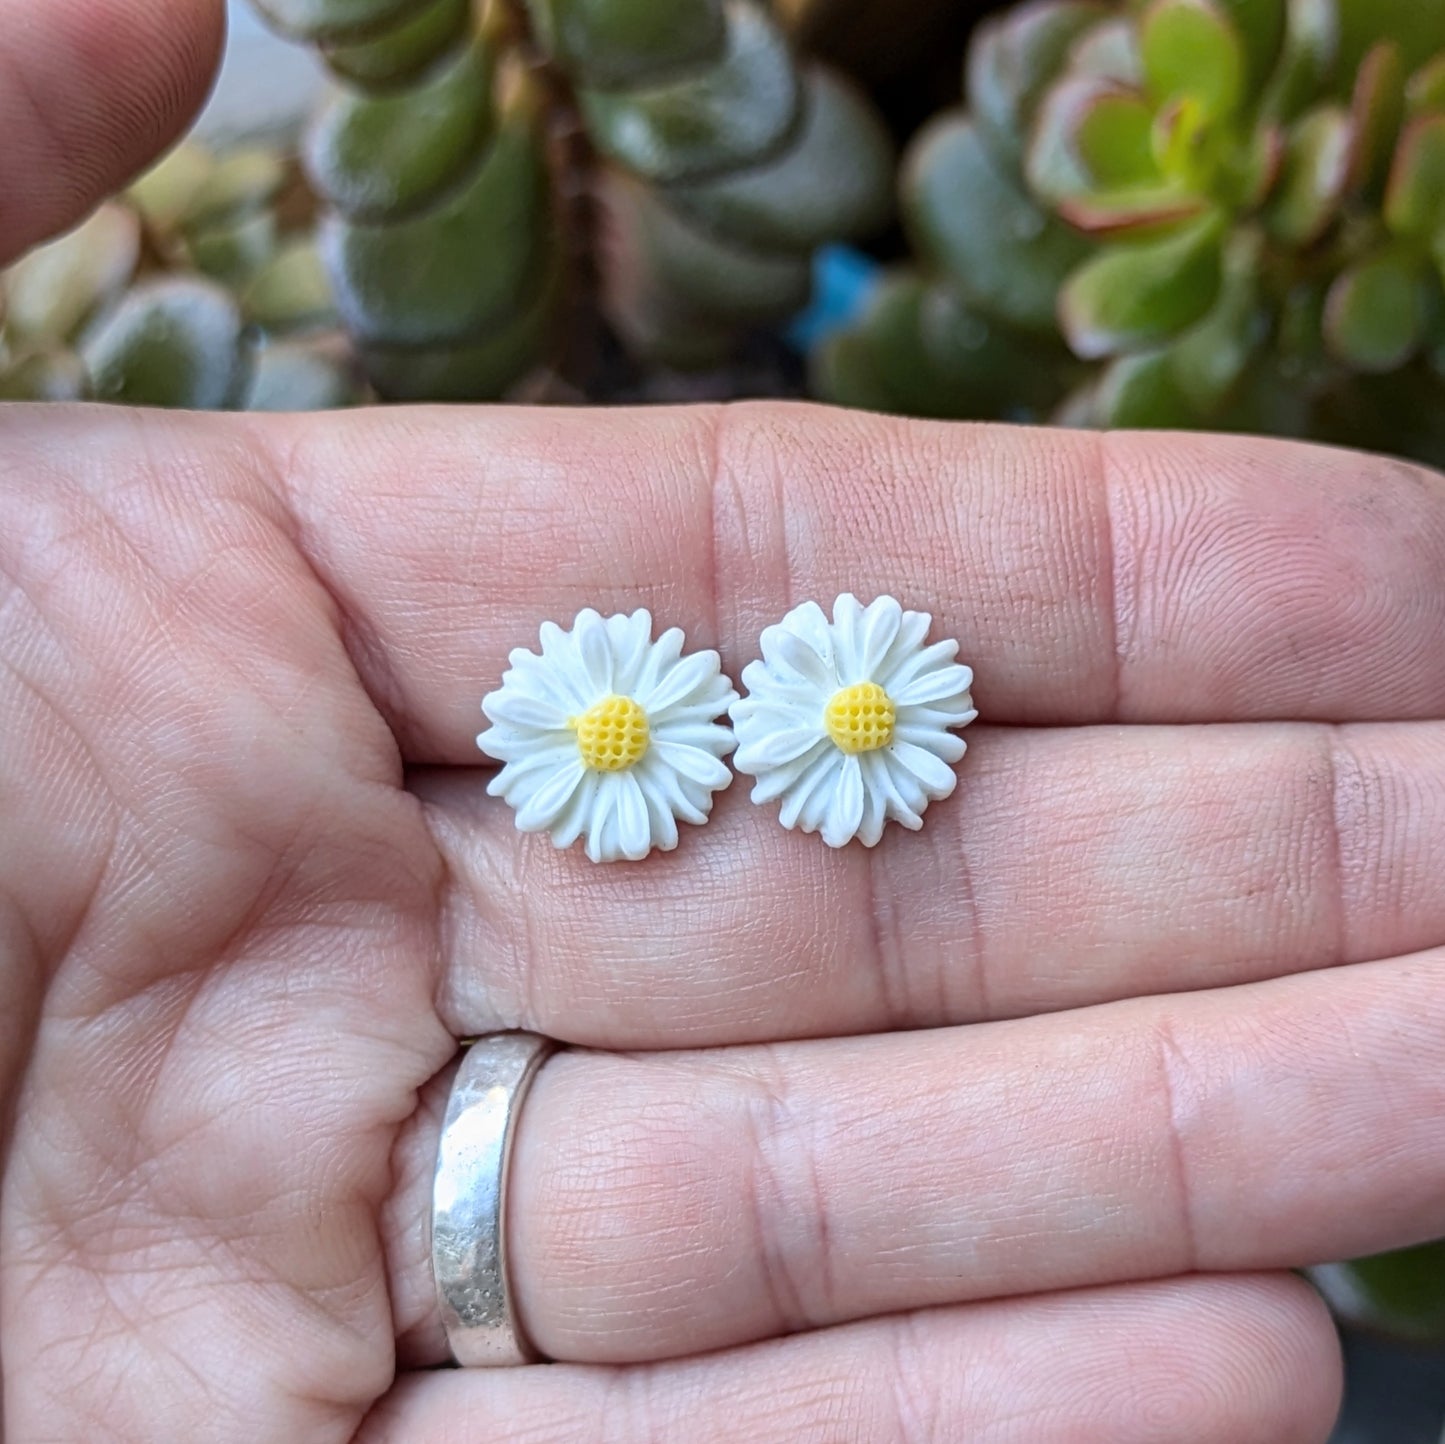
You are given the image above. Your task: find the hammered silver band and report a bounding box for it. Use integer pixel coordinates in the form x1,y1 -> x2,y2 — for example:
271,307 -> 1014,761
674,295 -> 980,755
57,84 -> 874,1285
431,1032 -> 556,1367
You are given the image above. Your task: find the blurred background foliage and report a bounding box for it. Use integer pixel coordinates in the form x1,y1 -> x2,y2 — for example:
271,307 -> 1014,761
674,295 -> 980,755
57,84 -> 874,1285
0,0 -> 1442,1431
1,0 -> 1443,470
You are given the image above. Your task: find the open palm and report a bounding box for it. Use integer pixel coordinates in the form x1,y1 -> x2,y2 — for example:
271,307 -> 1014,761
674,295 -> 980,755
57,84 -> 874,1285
2,10 -> 1444,1443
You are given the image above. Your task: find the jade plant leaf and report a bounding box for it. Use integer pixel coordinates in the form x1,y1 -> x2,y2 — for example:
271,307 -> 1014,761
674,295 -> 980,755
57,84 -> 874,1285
905,116 -> 1092,333
246,339 -> 358,410
1267,104 -> 1352,244
320,0 -> 470,86
1407,54 -> 1445,118
321,107 -> 550,346
1261,0 -> 1339,122
966,0 -> 1108,163
1169,227 -> 1267,412
1336,0 -> 1445,77
243,239 -> 337,332
1312,1240 -> 1445,1343
664,67 -> 893,252
1214,0 -> 1286,90
600,173 -> 810,325
250,0 -> 414,43
578,1 -> 799,184
185,210 -> 279,286
2,203 -> 140,343
1059,212 -> 1225,358
1140,0 -> 1245,121
526,0 -> 725,89
306,40 -> 495,220
79,278 -> 249,409
184,148 -> 288,229
1091,348 -> 1202,426
1346,40 -> 1404,193
1323,250 -> 1425,371
361,257 -> 560,400
1385,113 -> 1445,239
1069,17 -> 1143,85
0,350 -> 90,402
128,143 -> 215,236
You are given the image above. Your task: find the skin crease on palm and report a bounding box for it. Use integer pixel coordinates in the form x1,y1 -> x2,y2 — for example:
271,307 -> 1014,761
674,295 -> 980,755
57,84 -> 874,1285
1,6 -> 1445,1444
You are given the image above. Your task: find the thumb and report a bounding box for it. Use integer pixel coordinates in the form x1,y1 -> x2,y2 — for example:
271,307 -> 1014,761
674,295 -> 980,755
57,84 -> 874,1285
0,0 -> 225,265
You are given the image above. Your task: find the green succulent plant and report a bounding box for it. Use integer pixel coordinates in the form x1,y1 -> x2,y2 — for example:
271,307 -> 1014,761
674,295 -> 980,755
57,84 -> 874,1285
255,0 -> 895,397
816,0 -> 1445,466
1313,1239 -> 1445,1345
0,141 -> 360,411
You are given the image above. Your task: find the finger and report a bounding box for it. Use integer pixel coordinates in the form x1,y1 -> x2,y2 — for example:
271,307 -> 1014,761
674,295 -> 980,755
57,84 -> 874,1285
414,719 -> 1445,1046
383,949 -> 1444,1363
365,1277 -> 1340,1444
262,404 -> 1445,759
0,0 -> 224,263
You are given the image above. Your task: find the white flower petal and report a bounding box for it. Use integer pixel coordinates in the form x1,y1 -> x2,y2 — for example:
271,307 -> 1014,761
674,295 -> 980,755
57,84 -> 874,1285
550,773 -> 599,849
887,739 -> 958,799
641,648 -> 722,714
777,748 -> 843,830
485,741 -> 578,796
874,608 -> 933,685
482,689 -> 570,731
652,739 -> 733,791
630,624 -> 685,698
890,663 -> 975,708
884,638 -> 960,691
732,723 -> 823,774
821,753 -> 866,848
612,772 -> 653,862
856,751 -> 891,846
893,722 -> 968,764
572,608 -> 615,693
605,610 -> 654,694
779,598 -> 835,657
585,783 -> 618,864
855,596 -> 903,680
514,760 -> 588,831
745,741 -> 827,804
831,592 -> 866,679
762,626 -> 836,691
635,766 -> 681,852
651,718 -> 737,757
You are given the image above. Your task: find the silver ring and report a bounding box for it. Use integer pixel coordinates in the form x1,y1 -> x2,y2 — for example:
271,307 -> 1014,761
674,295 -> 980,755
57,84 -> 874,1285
431,1031 -> 556,1366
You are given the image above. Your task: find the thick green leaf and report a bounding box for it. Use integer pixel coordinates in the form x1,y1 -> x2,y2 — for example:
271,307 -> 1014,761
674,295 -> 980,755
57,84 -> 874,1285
809,331 -> 901,415
1407,53 -> 1445,117
0,350 -> 90,402
1076,89 -> 1158,186
1069,18 -> 1143,84
1337,0 -> 1445,78
321,0 -> 470,87
600,173 -> 810,324
1059,212 -> 1225,358
579,1 -> 798,184
1312,1241 -> 1445,1343
2,204 -> 140,343
1346,41 -> 1404,193
246,339 -> 359,410
1385,114 -> 1445,238
183,149 -> 287,229
185,210 -> 278,286
527,0 -> 725,89
1267,104 -> 1352,244
1093,349 -> 1202,426
1260,0 -> 1339,122
966,0 -> 1108,163
321,105 -> 550,346
904,115 -> 1092,332
1170,226 -> 1267,411
1213,0 -> 1287,90
79,278 -> 248,409
1140,0 -> 1245,120
243,239 -> 337,332
664,66 -> 893,251
128,143 -> 215,235
251,0 -> 414,43
306,40 -> 494,220
1324,250 -> 1425,371
1056,186 -> 1207,234
361,258 -> 560,399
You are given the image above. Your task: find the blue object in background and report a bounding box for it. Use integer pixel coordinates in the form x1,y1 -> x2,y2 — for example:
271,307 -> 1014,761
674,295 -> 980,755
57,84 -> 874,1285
786,245 -> 881,353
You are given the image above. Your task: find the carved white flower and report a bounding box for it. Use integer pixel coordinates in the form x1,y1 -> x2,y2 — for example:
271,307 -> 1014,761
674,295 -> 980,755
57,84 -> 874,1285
478,609 -> 738,863
731,594 -> 976,848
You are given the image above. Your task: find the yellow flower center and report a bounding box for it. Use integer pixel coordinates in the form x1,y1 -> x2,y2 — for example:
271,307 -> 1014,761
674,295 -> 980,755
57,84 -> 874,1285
571,694 -> 650,772
824,681 -> 896,755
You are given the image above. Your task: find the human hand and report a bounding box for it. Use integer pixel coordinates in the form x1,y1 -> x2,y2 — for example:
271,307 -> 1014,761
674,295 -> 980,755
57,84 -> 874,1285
3,10 -> 1445,1443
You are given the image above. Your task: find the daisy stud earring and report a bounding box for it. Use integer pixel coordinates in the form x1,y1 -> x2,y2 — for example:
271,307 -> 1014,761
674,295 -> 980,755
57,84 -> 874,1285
731,594 -> 977,848
478,609 -> 738,864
